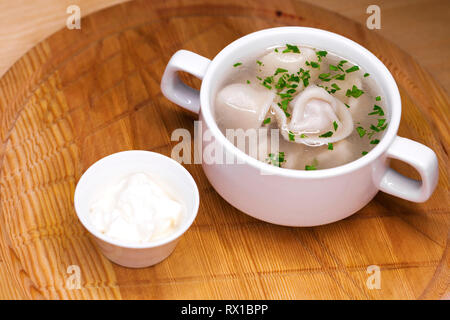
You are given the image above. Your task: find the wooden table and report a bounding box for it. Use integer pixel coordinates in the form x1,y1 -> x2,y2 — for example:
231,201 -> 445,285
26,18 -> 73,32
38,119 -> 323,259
0,0 -> 448,300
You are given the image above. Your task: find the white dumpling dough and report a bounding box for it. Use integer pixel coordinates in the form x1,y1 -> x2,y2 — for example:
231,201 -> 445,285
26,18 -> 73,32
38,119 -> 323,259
260,46 -> 319,79
256,130 -> 304,170
273,86 -> 353,145
215,83 -> 275,130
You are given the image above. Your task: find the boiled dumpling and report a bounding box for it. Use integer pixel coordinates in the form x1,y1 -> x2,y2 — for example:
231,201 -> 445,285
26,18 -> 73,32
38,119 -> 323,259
273,85 -> 353,145
259,46 -> 320,80
256,130 -> 304,170
215,83 -> 275,130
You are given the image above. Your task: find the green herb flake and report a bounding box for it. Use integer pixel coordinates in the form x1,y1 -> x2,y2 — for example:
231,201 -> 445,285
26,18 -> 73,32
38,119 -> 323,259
288,131 -> 295,141
305,165 -> 317,170
267,152 -> 286,167
370,124 -> 380,132
328,143 -> 334,150
346,65 -> 360,73
362,151 -> 368,156
263,117 -> 271,124
319,131 -> 333,138
274,48 -> 279,53
364,73 -> 370,77
246,80 -> 251,84
280,99 -> 290,111
256,60 -> 263,66
329,65 -> 339,71
368,105 -> 384,116
331,83 -> 341,91
283,44 -> 300,53
316,50 -> 328,62
310,61 -> 320,69
370,139 -> 380,145
333,121 -> 338,131
376,119 -> 386,128
346,85 -> 364,98
356,126 -> 366,138
274,68 -> 289,75
233,62 -> 242,67
334,74 -> 346,80
344,103 -> 350,109
319,73 -> 331,81
300,134 -> 307,138
375,96 -> 381,101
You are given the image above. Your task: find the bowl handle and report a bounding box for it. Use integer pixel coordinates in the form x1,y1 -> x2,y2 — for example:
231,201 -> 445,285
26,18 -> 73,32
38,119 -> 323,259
160,50 -> 211,114
378,136 -> 438,202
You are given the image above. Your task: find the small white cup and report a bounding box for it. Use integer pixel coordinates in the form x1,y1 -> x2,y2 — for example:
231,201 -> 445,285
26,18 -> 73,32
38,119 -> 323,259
74,150 -> 199,268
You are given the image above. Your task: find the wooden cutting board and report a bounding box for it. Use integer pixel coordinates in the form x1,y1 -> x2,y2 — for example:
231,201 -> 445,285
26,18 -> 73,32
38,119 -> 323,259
0,0 -> 448,300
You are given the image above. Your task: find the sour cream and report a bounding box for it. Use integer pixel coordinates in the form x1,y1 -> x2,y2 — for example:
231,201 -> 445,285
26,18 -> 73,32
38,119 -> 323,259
88,172 -> 184,244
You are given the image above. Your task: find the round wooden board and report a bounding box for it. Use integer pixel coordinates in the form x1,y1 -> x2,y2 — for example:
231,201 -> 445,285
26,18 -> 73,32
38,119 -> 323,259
0,0 -> 448,300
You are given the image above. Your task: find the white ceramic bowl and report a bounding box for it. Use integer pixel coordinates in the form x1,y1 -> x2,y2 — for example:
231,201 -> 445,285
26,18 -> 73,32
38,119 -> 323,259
161,27 -> 438,226
74,150 -> 199,268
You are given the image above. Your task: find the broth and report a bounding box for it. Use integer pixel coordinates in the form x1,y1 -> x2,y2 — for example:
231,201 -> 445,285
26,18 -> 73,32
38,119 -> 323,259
214,44 -> 388,170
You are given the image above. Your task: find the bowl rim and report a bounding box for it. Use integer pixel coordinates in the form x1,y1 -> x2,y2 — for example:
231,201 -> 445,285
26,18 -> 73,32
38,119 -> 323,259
200,26 -> 401,178
73,150 -> 200,249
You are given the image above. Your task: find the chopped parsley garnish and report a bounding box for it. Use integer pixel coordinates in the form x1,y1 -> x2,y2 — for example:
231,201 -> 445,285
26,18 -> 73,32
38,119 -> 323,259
375,96 -> 381,101
274,68 -> 288,75
331,83 -> 341,91
338,60 -> 347,69
280,99 -> 289,112
362,151 -> 368,156
278,93 -> 292,99
283,44 -> 300,53
316,50 -> 328,61
364,73 -> 370,77
346,85 -> 364,98
370,139 -> 380,144
298,68 -> 311,87
246,80 -> 250,84
267,152 -> 286,167
319,131 -> 333,138
260,76 -> 274,90
305,164 -> 317,170
370,124 -> 380,132
310,61 -> 320,69
376,119 -> 387,130
233,62 -> 242,67
274,48 -> 279,53
333,121 -> 338,131
275,77 -> 287,90
368,105 -> 384,116
329,65 -> 339,71
300,134 -> 307,138
328,143 -> 334,150
356,126 -> 366,138
334,74 -> 346,80
345,65 -> 359,73
344,103 -> 350,108
288,131 -> 295,141
263,117 -> 271,124
319,73 -> 331,81
256,60 -> 263,66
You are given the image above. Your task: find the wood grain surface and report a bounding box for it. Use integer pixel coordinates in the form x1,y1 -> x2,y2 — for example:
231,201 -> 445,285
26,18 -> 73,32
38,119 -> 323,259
0,0 -> 448,300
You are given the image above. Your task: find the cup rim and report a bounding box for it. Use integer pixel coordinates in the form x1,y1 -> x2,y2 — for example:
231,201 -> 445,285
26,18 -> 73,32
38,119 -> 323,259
74,150 -> 200,249
200,26 -> 401,178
